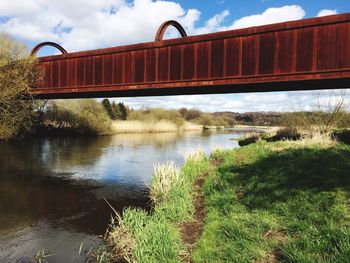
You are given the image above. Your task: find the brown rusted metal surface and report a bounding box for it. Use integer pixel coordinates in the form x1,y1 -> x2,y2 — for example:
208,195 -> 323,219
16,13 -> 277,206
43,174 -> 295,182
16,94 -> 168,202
31,42 -> 68,56
32,13 -> 350,99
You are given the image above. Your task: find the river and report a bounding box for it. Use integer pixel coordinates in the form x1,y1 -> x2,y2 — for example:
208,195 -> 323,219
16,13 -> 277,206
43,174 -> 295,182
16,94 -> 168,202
0,130 -> 246,262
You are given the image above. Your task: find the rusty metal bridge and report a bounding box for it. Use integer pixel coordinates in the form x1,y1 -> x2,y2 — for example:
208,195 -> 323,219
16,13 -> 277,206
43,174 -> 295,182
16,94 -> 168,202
31,13 -> 350,99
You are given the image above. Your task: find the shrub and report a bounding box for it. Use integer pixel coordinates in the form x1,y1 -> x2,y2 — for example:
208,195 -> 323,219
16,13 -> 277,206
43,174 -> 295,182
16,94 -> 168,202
195,114 -> 214,127
270,127 -> 302,141
333,129 -> 350,145
186,109 -> 202,120
0,34 -> 41,139
194,114 -> 232,127
238,134 -> 261,146
128,108 -> 185,127
282,91 -> 349,132
43,99 -> 111,135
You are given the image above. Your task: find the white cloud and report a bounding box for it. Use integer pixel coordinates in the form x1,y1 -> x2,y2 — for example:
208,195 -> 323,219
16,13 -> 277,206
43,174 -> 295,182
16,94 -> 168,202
0,0 -> 197,51
192,10 -> 230,35
317,9 -> 337,17
220,5 -> 306,31
1,1 -> 308,52
112,90 -> 349,113
0,0 -> 40,17
2,2 -> 344,113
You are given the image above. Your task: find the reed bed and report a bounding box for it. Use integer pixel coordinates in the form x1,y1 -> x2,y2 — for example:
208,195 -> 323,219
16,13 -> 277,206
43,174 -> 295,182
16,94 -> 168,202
268,131 -> 336,153
238,126 -> 337,148
111,120 -> 202,134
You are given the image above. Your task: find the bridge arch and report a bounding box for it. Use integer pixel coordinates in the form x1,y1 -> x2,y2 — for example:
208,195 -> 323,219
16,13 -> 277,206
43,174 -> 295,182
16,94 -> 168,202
155,20 -> 187,41
31,42 -> 67,56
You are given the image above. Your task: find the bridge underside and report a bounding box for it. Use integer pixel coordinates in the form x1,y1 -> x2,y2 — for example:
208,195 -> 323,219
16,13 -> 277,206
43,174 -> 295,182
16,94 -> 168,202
33,78 -> 350,99
32,13 -> 350,99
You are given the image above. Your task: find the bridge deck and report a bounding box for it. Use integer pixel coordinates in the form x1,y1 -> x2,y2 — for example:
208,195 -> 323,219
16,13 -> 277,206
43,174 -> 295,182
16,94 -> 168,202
33,13 -> 350,99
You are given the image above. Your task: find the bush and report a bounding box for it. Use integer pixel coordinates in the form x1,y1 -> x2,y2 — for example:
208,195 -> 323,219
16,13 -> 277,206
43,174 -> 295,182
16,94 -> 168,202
270,127 -> 302,141
194,114 -> 232,127
333,129 -> 350,145
43,99 -> 111,135
195,114 -> 214,127
238,134 -> 261,146
179,108 -> 202,121
0,34 -> 41,139
128,108 -> 185,127
282,92 -> 349,132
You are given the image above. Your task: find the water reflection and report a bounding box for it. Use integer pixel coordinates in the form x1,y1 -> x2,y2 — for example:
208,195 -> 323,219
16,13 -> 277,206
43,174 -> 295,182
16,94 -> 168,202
0,130 -> 242,262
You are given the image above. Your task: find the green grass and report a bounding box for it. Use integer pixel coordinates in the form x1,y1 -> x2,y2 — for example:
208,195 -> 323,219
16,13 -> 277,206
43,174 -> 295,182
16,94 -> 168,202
104,138 -> 350,262
193,140 -> 350,263
105,151 -> 212,262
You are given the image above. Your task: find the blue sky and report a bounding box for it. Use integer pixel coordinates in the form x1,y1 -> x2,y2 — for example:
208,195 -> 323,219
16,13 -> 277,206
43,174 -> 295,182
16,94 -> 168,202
180,0 -> 349,21
0,0 -> 349,112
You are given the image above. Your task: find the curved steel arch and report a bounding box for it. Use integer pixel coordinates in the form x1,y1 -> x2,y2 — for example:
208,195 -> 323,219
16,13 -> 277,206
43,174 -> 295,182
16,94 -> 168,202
155,20 -> 187,41
31,42 -> 67,56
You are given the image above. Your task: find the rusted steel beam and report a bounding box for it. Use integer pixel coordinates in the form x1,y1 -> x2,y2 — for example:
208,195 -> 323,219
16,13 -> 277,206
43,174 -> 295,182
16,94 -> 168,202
32,13 -> 350,99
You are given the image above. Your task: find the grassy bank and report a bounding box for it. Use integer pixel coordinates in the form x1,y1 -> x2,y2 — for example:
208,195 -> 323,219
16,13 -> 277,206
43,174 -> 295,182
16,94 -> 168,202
194,137 -> 350,262
104,151 -> 212,262
104,134 -> 350,262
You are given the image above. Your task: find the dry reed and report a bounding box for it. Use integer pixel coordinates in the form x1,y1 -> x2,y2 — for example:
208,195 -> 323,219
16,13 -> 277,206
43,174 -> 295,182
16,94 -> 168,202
111,120 -> 202,134
149,162 -> 181,204
105,214 -> 135,263
184,148 -> 205,162
270,131 -> 336,152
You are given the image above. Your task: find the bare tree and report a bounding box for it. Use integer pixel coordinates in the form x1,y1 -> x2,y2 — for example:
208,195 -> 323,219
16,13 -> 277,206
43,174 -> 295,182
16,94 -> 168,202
315,90 -> 348,132
282,90 -> 349,133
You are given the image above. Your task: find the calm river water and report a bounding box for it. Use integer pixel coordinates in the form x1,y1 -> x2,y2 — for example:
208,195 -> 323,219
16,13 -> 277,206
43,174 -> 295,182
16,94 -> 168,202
0,130 -> 245,262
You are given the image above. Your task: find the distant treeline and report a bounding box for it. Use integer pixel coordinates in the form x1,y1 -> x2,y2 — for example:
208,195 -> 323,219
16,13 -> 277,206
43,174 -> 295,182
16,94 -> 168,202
99,99 -> 350,129
213,111 -> 350,128
31,99 -> 350,137
2,97 -> 350,139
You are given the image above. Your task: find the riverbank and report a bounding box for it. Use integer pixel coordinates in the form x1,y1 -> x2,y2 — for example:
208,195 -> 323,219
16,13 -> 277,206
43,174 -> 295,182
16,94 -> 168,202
35,122 -> 274,138
0,129 -> 242,262
105,134 -> 350,262
103,151 -> 211,262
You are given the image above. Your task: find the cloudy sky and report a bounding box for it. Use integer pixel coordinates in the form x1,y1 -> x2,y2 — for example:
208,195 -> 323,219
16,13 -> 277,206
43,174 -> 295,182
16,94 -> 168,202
0,0 -> 349,112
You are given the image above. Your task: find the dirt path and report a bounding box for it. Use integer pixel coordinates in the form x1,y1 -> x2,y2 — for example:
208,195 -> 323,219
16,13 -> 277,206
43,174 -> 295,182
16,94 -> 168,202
180,173 -> 207,262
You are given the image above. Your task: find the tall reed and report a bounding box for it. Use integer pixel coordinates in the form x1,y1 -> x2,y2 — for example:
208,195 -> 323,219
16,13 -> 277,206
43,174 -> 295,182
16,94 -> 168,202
150,162 -> 181,204
111,120 -> 202,134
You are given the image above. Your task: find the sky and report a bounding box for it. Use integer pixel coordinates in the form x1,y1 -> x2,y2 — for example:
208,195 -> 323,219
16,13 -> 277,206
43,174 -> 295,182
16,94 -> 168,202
0,0 -> 349,112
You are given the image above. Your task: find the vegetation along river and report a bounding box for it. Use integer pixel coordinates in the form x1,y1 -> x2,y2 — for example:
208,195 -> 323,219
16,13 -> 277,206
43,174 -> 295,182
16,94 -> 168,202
0,130 -> 249,262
